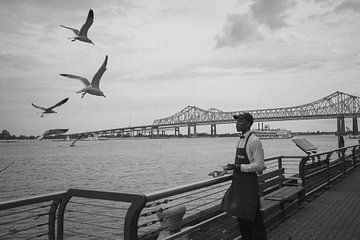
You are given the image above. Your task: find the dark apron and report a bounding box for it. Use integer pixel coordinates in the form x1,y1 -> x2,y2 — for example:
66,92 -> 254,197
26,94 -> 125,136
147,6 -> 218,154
221,133 -> 259,221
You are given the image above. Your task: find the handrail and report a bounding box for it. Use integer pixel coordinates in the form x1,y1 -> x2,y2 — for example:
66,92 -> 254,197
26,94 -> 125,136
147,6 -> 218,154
299,144 -> 360,198
0,191 -> 66,211
1,144 -> 359,240
145,175 -> 232,202
0,191 -> 66,240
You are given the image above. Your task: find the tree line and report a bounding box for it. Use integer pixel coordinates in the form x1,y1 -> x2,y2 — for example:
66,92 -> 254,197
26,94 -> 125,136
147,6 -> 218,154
0,130 -> 36,139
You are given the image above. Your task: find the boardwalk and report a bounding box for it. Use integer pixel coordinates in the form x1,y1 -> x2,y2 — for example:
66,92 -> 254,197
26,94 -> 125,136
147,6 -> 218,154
268,168 -> 360,240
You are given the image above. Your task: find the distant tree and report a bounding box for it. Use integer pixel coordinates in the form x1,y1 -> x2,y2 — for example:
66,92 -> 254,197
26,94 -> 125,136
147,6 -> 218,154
0,130 -> 11,139
0,130 -> 17,139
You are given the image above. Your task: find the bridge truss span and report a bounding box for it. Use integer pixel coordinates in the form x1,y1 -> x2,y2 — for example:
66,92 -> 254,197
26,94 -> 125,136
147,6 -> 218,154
153,91 -> 360,126
60,91 -> 359,140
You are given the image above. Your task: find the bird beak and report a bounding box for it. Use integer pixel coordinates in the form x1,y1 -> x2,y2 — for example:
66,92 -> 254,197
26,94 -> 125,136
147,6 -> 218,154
103,95 -> 106,98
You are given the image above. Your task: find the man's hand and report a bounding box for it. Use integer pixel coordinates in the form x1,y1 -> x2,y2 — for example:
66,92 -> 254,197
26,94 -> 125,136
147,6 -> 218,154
222,163 -> 236,171
208,170 -> 228,178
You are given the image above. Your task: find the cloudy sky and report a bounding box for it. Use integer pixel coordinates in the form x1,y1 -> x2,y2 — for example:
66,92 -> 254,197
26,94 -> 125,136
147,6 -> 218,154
1,0 -> 360,136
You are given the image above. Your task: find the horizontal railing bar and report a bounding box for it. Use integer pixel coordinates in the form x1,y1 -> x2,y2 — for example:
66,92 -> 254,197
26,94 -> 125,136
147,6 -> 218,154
0,191 -> 66,210
0,222 -> 48,237
65,229 -> 119,240
145,175 -> 232,202
170,189 -> 225,209
161,212 -> 227,240
170,182 -> 229,201
25,232 -> 48,240
305,172 -> 345,197
0,204 -> 51,218
186,197 -> 221,213
64,218 -> 120,230
138,219 -> 162,229
66,189 -> 144,203
150,183 -> 227,207
66,209 -> 123,219
0,212 -> 48,225
69,200 -> 128,210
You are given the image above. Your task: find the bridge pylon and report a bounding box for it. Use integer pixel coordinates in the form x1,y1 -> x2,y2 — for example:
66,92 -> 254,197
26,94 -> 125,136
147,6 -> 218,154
353,117 -> 359,135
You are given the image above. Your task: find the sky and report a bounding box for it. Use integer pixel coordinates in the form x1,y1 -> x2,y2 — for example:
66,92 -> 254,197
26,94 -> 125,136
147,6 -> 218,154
0,0 -> 360,136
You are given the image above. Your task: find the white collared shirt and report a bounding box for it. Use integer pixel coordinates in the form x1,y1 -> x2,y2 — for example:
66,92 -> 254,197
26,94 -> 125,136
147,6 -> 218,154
236,131 -> 265,173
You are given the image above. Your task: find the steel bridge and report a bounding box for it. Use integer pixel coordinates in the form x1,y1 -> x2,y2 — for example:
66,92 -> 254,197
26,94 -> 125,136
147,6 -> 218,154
62,91 -> 360,139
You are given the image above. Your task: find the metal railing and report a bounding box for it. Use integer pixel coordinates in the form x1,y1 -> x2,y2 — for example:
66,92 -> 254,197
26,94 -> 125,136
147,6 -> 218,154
0,191 -> 66,240
299,144 -> 360,198
1,144 -> 359,240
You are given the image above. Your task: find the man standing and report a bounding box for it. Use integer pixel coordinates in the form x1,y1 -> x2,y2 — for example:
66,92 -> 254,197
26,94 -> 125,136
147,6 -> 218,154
221,112 -> 267,240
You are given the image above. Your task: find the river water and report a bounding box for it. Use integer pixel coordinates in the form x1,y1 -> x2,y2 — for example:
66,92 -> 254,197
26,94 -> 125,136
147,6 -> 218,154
0,135 -> 359,202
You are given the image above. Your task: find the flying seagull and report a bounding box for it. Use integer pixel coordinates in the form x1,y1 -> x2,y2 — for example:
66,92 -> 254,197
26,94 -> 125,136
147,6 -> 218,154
37,128 -> 69,140
31,98 -> 69,117
60,55 -> 108,98
70,133 -> 87,147
60,9 -> 94,44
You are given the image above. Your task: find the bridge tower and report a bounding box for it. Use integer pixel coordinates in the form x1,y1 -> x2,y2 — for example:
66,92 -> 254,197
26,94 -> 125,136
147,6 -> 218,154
337,116 -> 346,148
187,124 -> 197,137
353,117 -> 359,135
337,116 -> 346,135
175,127 -> 180,136
210,124 -> 216,136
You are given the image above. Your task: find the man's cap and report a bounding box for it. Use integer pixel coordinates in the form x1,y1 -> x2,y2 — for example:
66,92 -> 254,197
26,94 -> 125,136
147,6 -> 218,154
233,112 -> 254,125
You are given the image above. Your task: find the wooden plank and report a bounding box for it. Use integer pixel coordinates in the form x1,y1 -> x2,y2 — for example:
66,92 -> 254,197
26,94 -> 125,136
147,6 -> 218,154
258,168 -> 285,182
260,176 -> 284,193
260,198 -> 281,211
265,186 -> 303,201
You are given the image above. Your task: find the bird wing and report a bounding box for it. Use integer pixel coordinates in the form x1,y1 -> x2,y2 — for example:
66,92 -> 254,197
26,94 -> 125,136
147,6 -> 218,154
43,128 -> 69,136
91,55 -> 108,88
79,9 -> 94,36
31,103 -> 46,111
60,74 -> 91,86
49,98 -> 69,110
60,25 -> 80,35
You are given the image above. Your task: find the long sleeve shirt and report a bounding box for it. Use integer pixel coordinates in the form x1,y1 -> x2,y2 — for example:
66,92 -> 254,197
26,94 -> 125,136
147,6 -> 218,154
236,131 -> 265,173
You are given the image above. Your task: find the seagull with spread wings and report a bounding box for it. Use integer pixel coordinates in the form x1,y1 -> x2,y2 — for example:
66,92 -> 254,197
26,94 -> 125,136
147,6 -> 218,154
37,129 -> 69,141
60,55 -> 108,98
60,9 -> 94,44
31,98 -> 69,117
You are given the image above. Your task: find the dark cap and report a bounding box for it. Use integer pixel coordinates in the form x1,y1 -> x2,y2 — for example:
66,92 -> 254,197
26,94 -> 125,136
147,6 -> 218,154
233,112 -> 254,125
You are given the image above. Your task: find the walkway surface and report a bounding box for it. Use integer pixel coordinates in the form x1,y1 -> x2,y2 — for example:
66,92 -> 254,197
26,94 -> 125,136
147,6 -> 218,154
267,168 -> 360,240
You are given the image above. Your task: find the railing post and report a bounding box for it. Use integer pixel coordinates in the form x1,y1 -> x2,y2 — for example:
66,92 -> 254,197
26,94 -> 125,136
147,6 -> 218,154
278,157 -> 282,169
341,149 -> 347,175
57,192 -> 72,240
326,152 -> 332,185
48,199 -> 61,240
299,156 -> 308,201
352,146 -> 358,167
124,195 -> 147,240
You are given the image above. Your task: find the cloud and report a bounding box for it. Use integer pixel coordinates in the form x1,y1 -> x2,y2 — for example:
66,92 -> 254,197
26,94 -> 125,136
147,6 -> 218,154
335,0 -> 360,13
215,0 -> 296,48
214,13 -> 263,48
250,0 -> 297,30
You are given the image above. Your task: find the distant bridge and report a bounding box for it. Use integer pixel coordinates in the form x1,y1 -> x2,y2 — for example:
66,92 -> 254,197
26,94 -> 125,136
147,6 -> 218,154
153,91 -> 360,124
62,91 -> 360,139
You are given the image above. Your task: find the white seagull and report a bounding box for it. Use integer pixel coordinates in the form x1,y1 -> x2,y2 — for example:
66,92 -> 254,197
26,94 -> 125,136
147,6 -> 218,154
37,129 -> 69,141
60,55 -> 108,98
31,98 -> 69,117
60,9 -> 94,45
